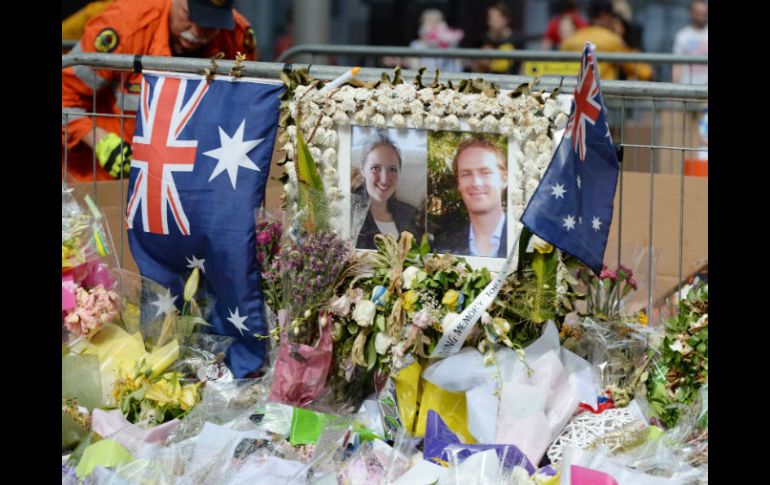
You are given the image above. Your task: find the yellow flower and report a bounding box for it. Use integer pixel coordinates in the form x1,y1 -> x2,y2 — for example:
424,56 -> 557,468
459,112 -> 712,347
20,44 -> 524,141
442,290 -> 460,309
402,290 -> 419,312
638,311 -> 649,326
184,268 -> 200,302
180,384 -> 200,411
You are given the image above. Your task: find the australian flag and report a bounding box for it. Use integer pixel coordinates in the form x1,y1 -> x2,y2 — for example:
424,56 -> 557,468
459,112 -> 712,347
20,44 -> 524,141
126,71 -> 284,377
521,42 -> 619,274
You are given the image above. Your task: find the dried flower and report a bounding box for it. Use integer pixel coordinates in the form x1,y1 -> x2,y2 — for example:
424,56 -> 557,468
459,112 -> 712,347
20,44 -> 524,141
64,285 -> 120,337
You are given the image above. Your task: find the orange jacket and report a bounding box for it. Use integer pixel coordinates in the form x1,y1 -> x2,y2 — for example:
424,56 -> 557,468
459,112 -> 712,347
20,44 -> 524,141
62,0 -> 257,181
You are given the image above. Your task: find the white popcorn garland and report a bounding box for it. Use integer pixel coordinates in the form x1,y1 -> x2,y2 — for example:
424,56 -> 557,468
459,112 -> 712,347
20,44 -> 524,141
281,81 -> 569,244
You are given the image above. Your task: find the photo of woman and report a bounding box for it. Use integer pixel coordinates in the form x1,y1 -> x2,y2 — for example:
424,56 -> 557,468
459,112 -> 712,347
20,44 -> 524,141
350,127 -> 427,249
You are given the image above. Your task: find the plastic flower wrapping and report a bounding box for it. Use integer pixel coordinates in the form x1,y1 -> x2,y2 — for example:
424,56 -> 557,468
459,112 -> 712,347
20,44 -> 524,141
61,70 -> 708,484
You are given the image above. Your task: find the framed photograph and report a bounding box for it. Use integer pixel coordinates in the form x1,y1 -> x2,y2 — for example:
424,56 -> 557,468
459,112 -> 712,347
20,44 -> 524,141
282,79 -> 572,272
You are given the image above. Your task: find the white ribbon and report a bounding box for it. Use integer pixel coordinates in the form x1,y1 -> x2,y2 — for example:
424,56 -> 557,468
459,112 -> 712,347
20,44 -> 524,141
430,232 -> 521,359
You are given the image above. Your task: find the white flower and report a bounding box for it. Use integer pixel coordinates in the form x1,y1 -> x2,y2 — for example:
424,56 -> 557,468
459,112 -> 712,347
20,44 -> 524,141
424,114 -> 441,130
329,294 -> 351,317
691,313 -> 708,331
309,146 -> 322,161
441,114 -> 460,130
408,114 -> 424,129
332,86 -> 353,102
313,127 -> 328,145
468,117 -> 482,131
411,310 -> 432,329
348,287 -> 364,304
554,112 -> 568,129
409,99 -> 425,115
286,125 -> 297,138
352,300 -> 376,327
340,97 -> 358,113
372,113 -> 387,128
354,89 -> 372,102
333,109 -> 350,125
354,110 -> 369,125
499,116 -> 515,135
321,115 -> 334,129
481,114 -> 499,132
430,102 -> 447,117
532,117 -> 550,136
375,85 -> 394,100
363,103 -> 377,117
323,102 -> 337,117
294,85 -> 310,99
376,100 -> 394,115
374,332 -> 392,355
392,114 -> 407,128
394,84 -> 416,102
402,266 -> 420,289
300,115 -> 318,132
282,142 -> 294,160
326,186 -> 344,200
284,161 -> 297,182
535,134 -> 553,153
535,152 -> 551,171
417,88 -> 434,104
543,98 -> 559,119
322,148 -> 337,167
524,178 -> 540,200
670,339 -> 694,355
390,99 -> 407,114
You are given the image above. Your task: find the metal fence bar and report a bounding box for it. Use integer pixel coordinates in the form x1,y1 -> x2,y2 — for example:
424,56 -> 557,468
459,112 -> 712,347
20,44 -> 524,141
62,54 -> 707,313
276,44 -> 709,65
62,54 -> 709,100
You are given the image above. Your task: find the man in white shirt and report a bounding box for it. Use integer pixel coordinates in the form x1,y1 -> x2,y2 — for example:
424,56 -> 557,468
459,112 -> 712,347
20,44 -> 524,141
436,137 -> 508,258
672,0 -> 708,84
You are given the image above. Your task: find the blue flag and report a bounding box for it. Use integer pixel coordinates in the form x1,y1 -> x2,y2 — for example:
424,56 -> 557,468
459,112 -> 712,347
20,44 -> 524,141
126,72 -> 284,377
521,42 -> 619,274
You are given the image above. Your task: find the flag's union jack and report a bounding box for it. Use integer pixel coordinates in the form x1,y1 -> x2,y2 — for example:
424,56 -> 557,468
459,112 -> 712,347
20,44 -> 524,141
564,49 -> 601,161
126,76 -> 208,235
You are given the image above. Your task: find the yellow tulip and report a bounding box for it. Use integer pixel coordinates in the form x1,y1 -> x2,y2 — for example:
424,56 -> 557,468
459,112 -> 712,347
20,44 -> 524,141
184,268 -> 200,302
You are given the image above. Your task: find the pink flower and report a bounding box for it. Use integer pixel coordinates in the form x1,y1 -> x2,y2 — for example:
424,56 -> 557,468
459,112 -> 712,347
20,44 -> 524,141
411,309 -> 432,329
256,231 -> 272,246
627,275 -> 638,290
619,264 -> 633,276
63,285 -> 119,337
600,266 -> 617,281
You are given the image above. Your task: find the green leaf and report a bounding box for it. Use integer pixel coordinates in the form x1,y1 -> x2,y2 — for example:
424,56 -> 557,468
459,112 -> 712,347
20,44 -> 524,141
366,335 -> 377,371
295,126 -> 328,232
376,314 -> 386,332
531,249 -> 558,323
419,234 -> 431,257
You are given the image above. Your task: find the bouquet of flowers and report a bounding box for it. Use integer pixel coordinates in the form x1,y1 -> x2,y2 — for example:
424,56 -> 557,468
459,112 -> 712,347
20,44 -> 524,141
645,279 -> 708,428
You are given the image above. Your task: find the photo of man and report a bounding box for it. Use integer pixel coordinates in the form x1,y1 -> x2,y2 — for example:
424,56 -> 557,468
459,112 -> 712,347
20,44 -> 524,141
429,133 -> 508,258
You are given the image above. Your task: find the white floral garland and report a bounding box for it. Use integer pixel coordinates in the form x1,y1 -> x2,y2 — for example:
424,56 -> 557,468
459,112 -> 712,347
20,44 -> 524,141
281,81 -> 569,225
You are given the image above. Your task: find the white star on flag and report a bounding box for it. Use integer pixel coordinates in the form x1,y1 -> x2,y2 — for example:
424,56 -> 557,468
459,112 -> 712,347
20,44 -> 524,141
204,119 -> 264,190
227,307 -> 249,335
577,175 -> 582,189
550,183 -> 566,199
562,215 -> 576,231
151,288 -> 178,317
605,121 -> 611,139
186,255 -> 206,273
592,216 -> 602,231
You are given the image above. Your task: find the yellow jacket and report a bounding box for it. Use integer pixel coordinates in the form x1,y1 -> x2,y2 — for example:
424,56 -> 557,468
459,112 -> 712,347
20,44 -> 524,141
62,1 -> 113,40
561,26 -> 653,81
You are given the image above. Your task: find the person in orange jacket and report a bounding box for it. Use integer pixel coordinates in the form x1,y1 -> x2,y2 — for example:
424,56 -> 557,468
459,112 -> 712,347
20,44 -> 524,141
62,0 -> 259,182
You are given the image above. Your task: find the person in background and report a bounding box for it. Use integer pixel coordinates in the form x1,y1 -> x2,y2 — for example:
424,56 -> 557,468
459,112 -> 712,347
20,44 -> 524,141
62,0 -> 258,182
405,9 -> 465,73
560,0 -> 653,81
353,133 -> 423,249
473,3 -> 525,74
272,8 -> 293,61
542,0 -> 588,50
672,0 -> 708,84
62,0 -> 113,41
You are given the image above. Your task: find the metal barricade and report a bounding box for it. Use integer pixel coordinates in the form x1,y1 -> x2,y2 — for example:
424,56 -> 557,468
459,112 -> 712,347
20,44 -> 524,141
62,53 -> 707,317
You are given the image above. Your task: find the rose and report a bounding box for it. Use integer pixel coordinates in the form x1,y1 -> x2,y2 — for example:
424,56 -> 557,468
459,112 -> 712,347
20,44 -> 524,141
402,266 -> 419,289
374,332 -> 392,355
402,290 -> 419,312
329,294 -> 351,317
352,300 -> 376,327
442,290 -> 460,309
256,230 -> 272,246
412,309 -> 432,329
